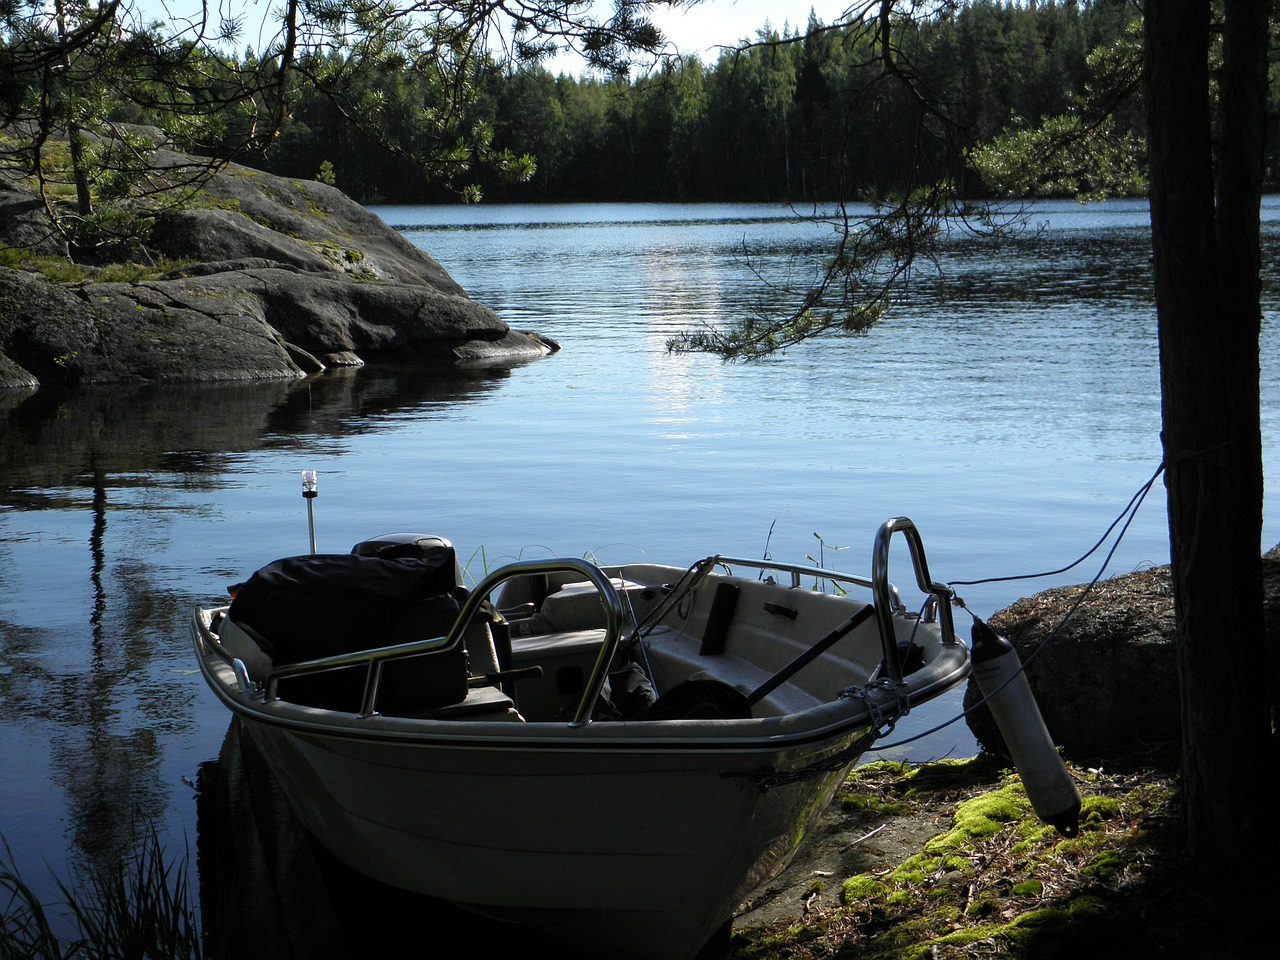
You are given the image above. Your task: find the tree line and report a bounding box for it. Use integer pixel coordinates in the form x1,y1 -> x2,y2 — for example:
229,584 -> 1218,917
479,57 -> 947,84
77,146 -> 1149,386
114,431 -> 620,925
248,0 -> 1158,204
7,1 -> 1275,214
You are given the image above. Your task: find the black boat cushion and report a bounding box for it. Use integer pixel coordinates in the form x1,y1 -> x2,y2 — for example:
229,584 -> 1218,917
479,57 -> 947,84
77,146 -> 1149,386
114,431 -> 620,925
630,678 -> 751,721
227,552 -> 468,712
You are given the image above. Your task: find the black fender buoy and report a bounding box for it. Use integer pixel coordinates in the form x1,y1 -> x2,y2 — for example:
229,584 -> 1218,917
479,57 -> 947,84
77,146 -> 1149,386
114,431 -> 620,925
970,617 -> 1081,836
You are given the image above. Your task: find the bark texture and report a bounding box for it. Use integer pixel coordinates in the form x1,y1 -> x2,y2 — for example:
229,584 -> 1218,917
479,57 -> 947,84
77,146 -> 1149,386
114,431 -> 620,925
1145,0 -> 1274,865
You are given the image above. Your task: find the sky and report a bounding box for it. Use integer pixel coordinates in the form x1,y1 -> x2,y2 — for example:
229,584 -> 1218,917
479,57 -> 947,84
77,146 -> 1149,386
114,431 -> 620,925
645,1 -> 854,61
135,0 -> 859,74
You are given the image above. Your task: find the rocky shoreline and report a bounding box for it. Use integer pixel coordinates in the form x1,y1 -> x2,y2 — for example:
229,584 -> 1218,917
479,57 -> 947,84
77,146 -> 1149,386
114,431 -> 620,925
0,138 -> 554,389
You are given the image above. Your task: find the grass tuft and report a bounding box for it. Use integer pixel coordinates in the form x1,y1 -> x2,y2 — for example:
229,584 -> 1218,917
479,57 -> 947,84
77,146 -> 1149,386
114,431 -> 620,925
1,830 -> 199,960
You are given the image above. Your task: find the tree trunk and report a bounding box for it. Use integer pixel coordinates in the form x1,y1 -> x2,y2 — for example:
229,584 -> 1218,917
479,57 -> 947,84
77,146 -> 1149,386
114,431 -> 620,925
53,0 -> 93,218
1144,0 -> 1274,865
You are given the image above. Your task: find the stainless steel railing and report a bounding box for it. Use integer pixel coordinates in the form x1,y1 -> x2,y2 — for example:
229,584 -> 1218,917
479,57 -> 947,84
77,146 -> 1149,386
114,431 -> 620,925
872,517 -> 958,682
226,517 -> 953,719
693,518 -> 957,686
255,557 -> 623,721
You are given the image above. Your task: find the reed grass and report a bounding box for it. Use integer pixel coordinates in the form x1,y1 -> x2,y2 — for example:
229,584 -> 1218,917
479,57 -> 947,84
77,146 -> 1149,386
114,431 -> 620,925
0,830 -> 200,960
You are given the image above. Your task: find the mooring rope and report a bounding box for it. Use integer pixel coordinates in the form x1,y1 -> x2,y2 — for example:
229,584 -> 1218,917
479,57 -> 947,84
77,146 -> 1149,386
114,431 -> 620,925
869,459 -> 1167,753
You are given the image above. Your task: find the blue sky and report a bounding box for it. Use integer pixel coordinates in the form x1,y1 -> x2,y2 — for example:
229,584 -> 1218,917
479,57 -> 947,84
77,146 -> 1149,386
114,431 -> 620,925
136,1 -> 856,72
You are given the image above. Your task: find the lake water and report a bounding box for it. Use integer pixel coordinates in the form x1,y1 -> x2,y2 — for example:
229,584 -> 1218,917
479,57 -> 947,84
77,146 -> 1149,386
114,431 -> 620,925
1,199 -> 1278,923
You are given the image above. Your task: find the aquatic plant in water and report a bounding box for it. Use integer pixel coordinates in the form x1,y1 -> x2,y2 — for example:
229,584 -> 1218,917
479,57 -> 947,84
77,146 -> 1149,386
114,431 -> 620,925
0,830 -> 199,960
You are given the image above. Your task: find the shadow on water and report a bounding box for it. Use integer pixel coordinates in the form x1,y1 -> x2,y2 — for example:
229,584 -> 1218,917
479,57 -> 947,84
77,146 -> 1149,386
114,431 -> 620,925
196,720 -> 544,960
0,363 -> 529,491
0,363 -> 532,882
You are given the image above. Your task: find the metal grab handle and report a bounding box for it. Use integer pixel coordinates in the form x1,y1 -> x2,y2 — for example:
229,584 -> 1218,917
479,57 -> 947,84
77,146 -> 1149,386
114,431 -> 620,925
453,558 -> 623,726
711,556 -> 877,592
261,557 -> 622,721
871,518 -> 958,684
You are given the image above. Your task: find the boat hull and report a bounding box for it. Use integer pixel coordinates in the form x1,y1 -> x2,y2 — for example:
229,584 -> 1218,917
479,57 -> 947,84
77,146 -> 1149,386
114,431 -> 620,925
242,715 -> 863,958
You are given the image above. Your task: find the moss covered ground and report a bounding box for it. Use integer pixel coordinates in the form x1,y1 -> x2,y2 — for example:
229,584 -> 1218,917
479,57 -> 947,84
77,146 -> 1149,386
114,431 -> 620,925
726,753 -> 1272,960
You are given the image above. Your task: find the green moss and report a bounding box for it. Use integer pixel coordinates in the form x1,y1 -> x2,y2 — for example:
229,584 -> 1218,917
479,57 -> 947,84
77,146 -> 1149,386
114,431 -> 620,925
924,784 -> 1028,855
838,790 -> 913,817
932,905 -> 962,925
940,854 -> 971,872
894,852 -> 941,879
1080,794 -> 1122,825
900,755 -> 1001,789
956,785 -> 1029,826
929,901 -> 1098,955
853,760 -> 912,778
964,893 -> 1000,918
187,195 -> 242,212
0,247 -> 35,269
1012,879 -> 1044,897
247,214 -> 282,233
4,252 -> 194,286
292,181 -> 331,215
842,874 -> 886,902
1019,820 -> 1061,843
1081,848 -> 1126,882
740,761 -> 1187,960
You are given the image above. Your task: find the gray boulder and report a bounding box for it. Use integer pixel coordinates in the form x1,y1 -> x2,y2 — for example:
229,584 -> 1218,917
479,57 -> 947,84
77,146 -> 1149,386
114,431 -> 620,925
0,151 -> 552,387
0,179 -> 68,258
965,546 -> 1280,764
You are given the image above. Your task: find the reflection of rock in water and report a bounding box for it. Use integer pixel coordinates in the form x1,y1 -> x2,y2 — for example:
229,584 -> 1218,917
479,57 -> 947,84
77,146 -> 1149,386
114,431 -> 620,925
196,720 -> 533,960
0,365 -> 521,491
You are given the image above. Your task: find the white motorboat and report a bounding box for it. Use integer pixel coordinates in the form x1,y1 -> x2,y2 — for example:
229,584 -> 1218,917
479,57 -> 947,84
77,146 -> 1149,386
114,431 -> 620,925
192,518 -> 1031,959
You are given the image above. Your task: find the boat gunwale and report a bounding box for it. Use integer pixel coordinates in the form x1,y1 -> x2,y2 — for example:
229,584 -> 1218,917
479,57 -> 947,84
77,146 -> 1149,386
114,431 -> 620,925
192,607 -> 971,755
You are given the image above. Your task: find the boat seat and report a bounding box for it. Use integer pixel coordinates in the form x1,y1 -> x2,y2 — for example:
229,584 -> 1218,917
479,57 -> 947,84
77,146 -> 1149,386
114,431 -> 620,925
536,578 -> 656,632
505,628 -> 613,721
220,551 -> 519,714
220,611 -> 472,716
389,600 -> 503,678
225,618 -> 514,717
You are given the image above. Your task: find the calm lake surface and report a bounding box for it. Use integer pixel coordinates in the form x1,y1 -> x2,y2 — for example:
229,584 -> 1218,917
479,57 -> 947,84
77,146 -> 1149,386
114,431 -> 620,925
2,199 -> 1278,918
